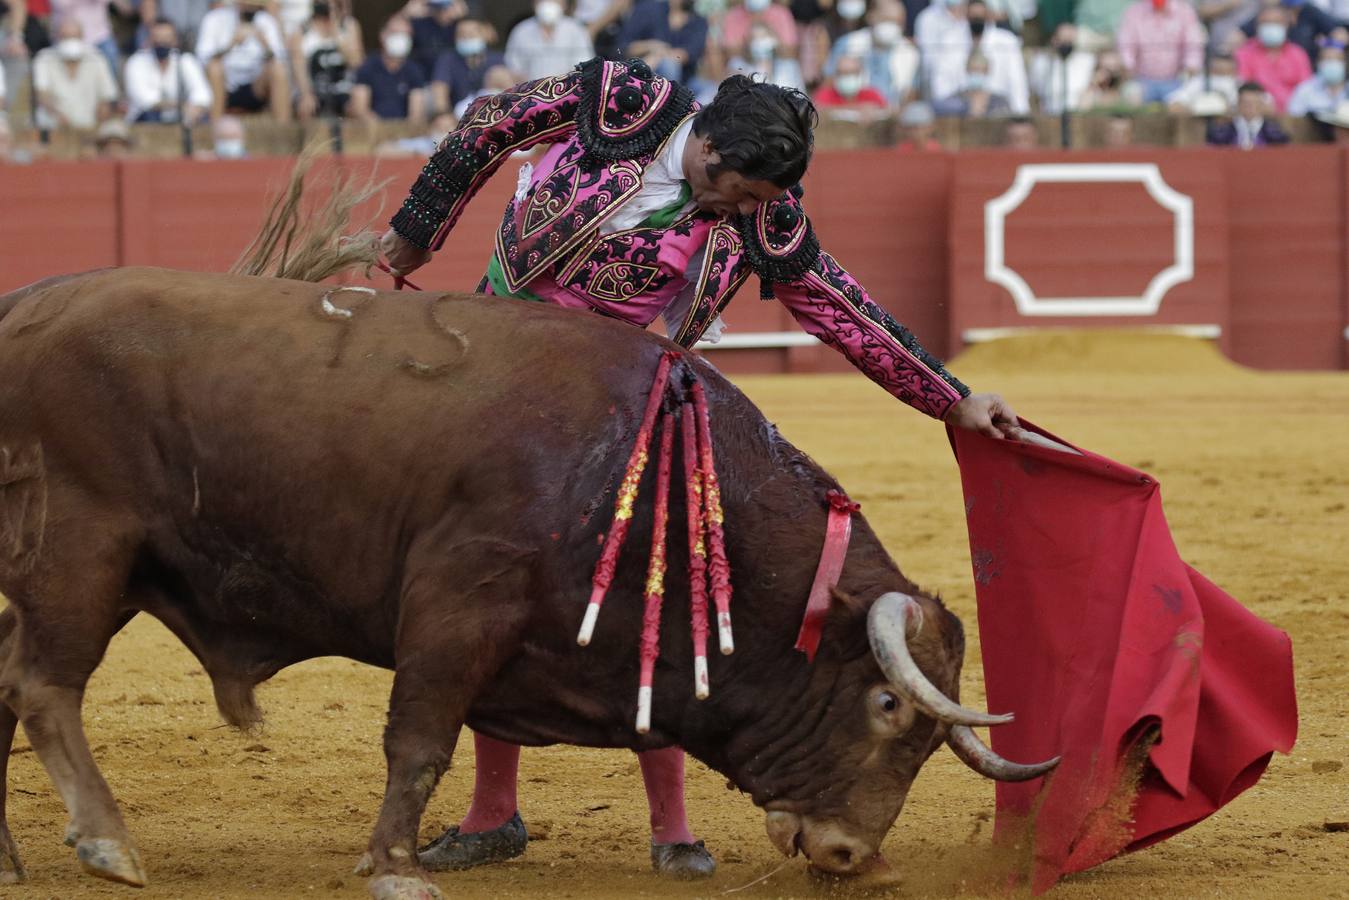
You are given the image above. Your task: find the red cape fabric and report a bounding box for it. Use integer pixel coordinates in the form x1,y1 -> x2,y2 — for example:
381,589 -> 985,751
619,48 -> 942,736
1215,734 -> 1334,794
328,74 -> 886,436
949,421 -> 1298,893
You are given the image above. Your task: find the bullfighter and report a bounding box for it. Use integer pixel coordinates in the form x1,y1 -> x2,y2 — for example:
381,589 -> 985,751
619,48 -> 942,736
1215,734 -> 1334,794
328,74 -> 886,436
379,56 -> 1018,879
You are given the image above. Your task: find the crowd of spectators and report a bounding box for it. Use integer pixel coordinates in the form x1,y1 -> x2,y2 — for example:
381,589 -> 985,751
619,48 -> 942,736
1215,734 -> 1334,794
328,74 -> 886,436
2,0 -> 1349,162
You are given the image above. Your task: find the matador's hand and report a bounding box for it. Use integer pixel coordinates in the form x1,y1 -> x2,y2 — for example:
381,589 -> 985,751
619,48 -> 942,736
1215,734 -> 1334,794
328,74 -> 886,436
945,393 -> 1021,439
380,228 -> 433,277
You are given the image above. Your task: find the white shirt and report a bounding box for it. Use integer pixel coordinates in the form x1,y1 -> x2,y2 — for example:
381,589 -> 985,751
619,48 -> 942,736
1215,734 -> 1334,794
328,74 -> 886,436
32,47 -> 118,129
124,49 -> 213,121
195,7 -> 287,92
1029,48 -> 1097,113
504,16 -> 594,82
603,116 -> 696,234
916,6 -> 1029,113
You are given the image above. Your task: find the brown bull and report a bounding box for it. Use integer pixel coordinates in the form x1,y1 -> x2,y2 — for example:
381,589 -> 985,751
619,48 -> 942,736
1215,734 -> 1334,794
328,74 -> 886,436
0,267 -> 1053,899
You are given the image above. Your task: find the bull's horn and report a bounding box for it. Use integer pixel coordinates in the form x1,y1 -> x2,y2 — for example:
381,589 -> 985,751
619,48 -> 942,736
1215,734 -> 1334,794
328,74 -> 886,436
867,592 -> 1014,728
947,724 -> 1060,782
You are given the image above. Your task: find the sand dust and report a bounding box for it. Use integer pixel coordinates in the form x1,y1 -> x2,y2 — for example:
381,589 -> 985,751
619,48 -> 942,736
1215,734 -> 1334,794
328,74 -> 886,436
3,331 -> 1346,899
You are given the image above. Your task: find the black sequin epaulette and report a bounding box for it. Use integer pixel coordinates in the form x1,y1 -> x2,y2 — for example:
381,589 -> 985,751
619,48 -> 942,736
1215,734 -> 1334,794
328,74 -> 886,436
574,56 -> 697,162
733,190 -> 821,298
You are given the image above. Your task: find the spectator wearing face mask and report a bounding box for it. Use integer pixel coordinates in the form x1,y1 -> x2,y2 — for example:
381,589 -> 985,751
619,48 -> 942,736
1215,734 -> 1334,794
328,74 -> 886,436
49,0 -> 120,77
209,112 -> 247,158
799,0 -> 867,88
1165,52 -> 1240,110
197,0 -> 290,120
918,0 -> 1028,113
1287,38 -> 1348,114
411,0 -> 471,78
619,0 -> 710,85
1207,79 -> 1291,143
351,14 -> 427,123
733,21 -> 807,89
813,51 -> 888,116
933,49 -> 1012,116
431,17 -> 504,115
124,18 -> 211,123
290,0 -> 363,120
1241,0 -> 1345,65
33,19 -> 118,129
1236,4 -> 1313,110
504,0 -> 594,82
1029,22 -> 1097,113
1115,0 -> 1205,103
722,0 -> 799,60
1079,49 -> 1140,108
824,0 -> 919,106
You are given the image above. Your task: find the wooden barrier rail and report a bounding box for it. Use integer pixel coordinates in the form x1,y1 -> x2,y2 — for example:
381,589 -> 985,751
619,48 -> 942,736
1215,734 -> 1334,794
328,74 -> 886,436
1,146 -> 1345,371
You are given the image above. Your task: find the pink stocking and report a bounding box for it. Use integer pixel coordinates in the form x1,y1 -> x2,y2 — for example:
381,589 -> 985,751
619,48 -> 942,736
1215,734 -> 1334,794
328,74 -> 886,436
459,732 -> 521,834
639,747 -> 695,845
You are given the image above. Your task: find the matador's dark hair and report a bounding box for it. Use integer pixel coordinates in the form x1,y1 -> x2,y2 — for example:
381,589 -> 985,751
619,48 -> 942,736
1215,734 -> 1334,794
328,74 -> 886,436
692,75 -> 818,189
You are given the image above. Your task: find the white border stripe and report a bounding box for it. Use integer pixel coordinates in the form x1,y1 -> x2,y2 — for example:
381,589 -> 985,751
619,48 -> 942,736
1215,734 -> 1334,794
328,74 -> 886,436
962,324 -> 1222,342
984,163 -> 1195,317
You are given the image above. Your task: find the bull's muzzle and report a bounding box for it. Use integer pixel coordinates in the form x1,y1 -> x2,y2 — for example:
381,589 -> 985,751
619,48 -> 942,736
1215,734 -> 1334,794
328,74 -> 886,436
764,810 -> 876,875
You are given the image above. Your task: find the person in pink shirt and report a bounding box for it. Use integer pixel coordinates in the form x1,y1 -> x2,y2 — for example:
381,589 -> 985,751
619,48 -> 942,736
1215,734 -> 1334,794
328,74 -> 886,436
1235,4 -> 1314,111
1115,0 -> 1206,102
720,0 -> 798,59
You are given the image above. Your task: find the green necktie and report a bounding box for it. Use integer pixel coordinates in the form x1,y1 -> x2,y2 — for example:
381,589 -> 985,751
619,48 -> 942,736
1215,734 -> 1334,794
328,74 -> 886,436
639,180 -> 693,230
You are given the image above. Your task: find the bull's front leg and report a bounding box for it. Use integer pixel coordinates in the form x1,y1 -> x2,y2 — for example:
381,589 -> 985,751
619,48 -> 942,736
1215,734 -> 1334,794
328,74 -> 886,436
357,550 -> 530,900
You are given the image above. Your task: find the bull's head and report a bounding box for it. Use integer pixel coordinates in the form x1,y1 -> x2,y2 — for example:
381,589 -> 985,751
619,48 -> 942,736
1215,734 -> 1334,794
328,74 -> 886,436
741,591 -> 1057,876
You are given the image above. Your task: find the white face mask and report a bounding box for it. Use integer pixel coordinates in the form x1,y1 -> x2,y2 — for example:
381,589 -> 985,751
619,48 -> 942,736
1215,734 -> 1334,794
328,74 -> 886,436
871,20 -> 902,46
745,0 -> 772,12
383,32 -> 412,58
215,138 -> 246,159
838,0 -> 866,19
835,73 -> 864,97
56,38 -> 85,61
536,1 -> 564,24
749,35 -> 777,59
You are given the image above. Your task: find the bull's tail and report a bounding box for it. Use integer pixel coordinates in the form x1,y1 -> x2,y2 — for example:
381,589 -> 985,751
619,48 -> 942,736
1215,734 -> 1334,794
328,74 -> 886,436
232,139 -> 388,285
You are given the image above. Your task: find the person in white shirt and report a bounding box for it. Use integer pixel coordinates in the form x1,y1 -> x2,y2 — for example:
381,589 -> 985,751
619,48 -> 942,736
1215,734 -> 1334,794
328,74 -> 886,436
1165,51 -> 1240,112
33,19 -> 119,130
196,0 -> 290,120
1029,22 -> 1097,113
916,0 -> 1029,113
125,19 -> 212,123
504,0 -> 595,82
825,0 -> 920,106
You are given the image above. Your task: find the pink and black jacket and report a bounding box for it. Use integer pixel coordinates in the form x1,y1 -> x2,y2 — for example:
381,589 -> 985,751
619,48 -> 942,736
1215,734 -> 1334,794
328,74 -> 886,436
390,57 -> 969,419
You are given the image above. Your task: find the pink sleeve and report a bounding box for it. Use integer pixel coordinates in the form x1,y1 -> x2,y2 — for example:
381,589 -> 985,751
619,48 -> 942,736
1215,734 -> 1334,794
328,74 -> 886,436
773,251 -> 969,419
1183,8 -> 1204,72
390,69 -> 582,250
772,7 -> 800,50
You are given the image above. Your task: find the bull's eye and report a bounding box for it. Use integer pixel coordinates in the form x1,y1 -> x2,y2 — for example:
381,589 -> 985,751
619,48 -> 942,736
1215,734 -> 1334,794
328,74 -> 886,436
879,691 -> 899,713
868,686 -> 915,735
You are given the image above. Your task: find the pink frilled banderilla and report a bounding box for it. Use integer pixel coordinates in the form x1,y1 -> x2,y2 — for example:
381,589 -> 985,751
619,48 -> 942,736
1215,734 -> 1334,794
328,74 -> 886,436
575,351 -> 734,733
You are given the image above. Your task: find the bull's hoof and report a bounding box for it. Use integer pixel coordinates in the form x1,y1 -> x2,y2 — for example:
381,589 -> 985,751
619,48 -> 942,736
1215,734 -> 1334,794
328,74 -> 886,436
353,852 -> 375,876
417,812 -> 527,872
368,874 -> 445,900
650,839 -> 716,879
75,837 -> 146,887
0,825 -> 25,884
63,821 -> 80,847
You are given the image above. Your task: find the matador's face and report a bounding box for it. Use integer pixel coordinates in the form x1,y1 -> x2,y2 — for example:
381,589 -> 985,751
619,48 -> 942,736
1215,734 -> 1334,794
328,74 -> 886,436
683,137 -> 788,219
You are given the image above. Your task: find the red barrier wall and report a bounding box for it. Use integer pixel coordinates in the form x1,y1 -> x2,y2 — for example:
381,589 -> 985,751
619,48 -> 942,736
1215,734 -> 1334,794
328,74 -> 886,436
2,148 -> 1346,371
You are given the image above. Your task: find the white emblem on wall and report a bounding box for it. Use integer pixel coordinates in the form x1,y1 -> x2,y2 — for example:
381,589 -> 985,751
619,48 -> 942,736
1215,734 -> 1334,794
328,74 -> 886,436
983,163 -> 1195,316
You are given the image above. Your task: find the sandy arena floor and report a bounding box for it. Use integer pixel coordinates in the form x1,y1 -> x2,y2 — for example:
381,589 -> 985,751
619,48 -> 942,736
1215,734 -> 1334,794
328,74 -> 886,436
2,332 -> 1346,899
